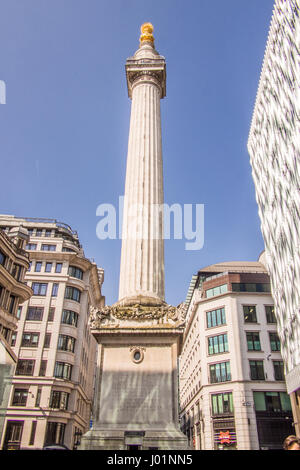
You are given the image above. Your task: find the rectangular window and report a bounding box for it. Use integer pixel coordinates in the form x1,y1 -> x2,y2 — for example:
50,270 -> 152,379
8,295 -> 16,314
54,361 -> 72,380
249,360 -> 265,380
15,359 -> 35,376
246,332 -> 261,351
51,283 -> 59,297
0,250 -> 6,266
35,388 -> 42,407
39,360 -> 47,377
61,309 -> 78,327
209,361 -> 231,383
41,244 -> 56,251
50,391 -> 69,410
253,391 -> 291,412
47,307 -> 55,322
29,421 -> 37,446
269,332 -> 281,351
206,284 -> 228,298
45,230 -> 51,237
16,306 -> 22,319
36,229 -> 42,237
26,243 -> 37,250
57,334 -> 76,353
211,392 -> 234,415
35,262 -> 42,272
43,333 -> 51,348
206,307 -> 226,328
12,389 -> 28,406
208,333 -> 228,355
65,286 -> 81,302
273,360 -> 284,380
55,263 -> 62,273
232,283 -> 270,293
21,332 -> 39,348
45,262 -> 52,273
243,305 -> 257,323
32,282 -> 48,296
45,422 -> 65,446
265,305 -> 276,323
68,266 -> 83,280
11,332 -> 17,347
26,307 -> 44,321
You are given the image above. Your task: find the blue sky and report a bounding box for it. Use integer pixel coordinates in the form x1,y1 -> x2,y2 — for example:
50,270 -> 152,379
0,0 -> 275,306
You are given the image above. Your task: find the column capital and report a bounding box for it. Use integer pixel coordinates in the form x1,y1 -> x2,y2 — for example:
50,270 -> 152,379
125,55 -> 166,99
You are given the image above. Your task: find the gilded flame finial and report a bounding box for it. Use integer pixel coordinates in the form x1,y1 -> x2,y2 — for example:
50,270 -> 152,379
140,22 -> 154,45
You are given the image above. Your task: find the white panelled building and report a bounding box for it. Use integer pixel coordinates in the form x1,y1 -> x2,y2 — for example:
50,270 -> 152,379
0,215 -> 105,450
247,0 -> 300,435
179,257 -> 293,450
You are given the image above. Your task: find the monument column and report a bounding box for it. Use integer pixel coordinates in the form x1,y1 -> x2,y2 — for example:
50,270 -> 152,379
118,23 -> 166,306
79,24 -> 188,451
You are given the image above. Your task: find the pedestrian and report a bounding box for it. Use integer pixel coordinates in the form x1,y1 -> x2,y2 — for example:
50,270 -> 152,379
283,435 -> 300,450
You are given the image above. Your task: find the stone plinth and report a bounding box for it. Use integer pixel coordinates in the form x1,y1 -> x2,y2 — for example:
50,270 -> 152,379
78,304 -> 189,450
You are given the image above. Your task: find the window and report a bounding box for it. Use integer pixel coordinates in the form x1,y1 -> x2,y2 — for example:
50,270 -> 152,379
65,286 -> 81,302
50,391 -> 69,410
48,307 -> 55,322
39,360 -> 47,376
265,305 -> 276,323
61,309 -> 79,327
51,283 -> 59,297
54,362 -> 72,380
11,332 -> 17,347
249,360 -> 265,380
269,332 -> 281,351
211,392 -> 234,415
31,282 -> 48,296
45,262 -> 52,272
35,262 -> 42,272
44,333 -> 51,348
36,229 -> 42,237
8,295 -> 16,314
21,333 -> 39,348
41,244 -> 56,251
12,389 -> 28,406
253,391 -> 292,412
45,230 -> 52,237
206,284 -> 228,298
246,332 -> 261,351
68,266 -> 83,280
29,421 -> 37,446
232,283 -> 270,293
243,305 -> 257,323
206,307 -> 226,328
45,422 -> 66,446
16,306 -> 22,319
26,306 -> 44,321
0,250 -> 6,266
26,243 -> 37,250
208,334 -> 228,355
57,334 -> 76,353
35,388 -> 42,407
55,263 -> 62,273
16,359 -> 35,376
209,361 -> 231,383
12,264 -> 22,281
273,360 -> 284,380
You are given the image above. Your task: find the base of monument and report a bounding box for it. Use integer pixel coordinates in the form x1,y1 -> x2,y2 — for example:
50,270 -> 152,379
78,427 -> 190,450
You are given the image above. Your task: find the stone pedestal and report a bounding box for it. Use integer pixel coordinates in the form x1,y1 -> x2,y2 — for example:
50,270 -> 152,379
78,304 -> 189,450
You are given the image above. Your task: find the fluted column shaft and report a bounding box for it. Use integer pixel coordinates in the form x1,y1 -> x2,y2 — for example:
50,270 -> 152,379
118,74 -> 165,303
